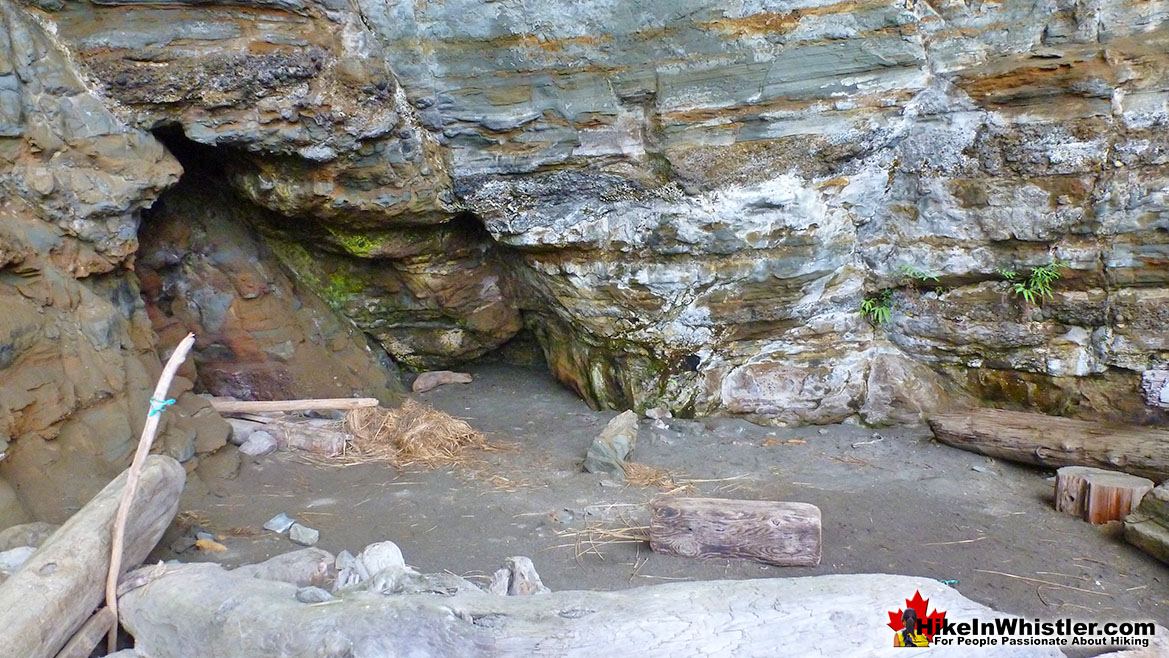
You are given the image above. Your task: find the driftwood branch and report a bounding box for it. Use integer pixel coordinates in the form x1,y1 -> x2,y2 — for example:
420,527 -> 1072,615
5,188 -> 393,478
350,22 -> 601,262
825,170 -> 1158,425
105,333 -> 196,653
209,397 -> 379,414
929,409 -> 1169,480
0,455 -> 184,658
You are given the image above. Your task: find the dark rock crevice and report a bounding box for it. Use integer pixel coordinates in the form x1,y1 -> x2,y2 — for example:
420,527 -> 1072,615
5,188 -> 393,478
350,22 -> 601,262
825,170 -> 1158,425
140,128 -> 406,402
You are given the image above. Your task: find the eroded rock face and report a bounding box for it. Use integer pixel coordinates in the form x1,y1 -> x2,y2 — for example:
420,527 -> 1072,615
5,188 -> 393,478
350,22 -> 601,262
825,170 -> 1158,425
0,3 -> 228,522
366,0 -> 1169,423
137,150 -> 404,402
8,0 -> 1169,429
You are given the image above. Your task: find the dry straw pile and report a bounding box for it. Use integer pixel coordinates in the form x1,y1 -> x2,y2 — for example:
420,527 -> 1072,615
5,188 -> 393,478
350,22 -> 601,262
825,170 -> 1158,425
342,399 -> 486,468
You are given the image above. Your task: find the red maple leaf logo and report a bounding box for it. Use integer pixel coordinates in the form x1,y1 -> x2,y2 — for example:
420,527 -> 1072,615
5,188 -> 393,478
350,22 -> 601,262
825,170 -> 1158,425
887,590 -> 947,642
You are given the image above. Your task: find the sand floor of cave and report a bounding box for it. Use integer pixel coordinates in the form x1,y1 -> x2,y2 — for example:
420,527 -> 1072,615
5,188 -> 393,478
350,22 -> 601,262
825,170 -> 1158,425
155,363 -> 1167,657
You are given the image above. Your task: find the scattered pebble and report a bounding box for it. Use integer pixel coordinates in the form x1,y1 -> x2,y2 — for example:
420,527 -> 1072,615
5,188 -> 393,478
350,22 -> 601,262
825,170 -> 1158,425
289,523 -> 320,547
195,531 -> 216,542
263,513 -> 296,534
971,465 -> 990,474
239,430 -> 277,457
295,586 -> 334,603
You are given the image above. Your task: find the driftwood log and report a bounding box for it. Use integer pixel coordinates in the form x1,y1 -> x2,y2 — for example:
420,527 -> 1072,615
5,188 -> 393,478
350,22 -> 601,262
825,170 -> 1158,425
1054,467 -> 1153,524
54,607 -> 115,658
118,563 -> 1064,658
210,397 -> 378,414
228,416 -> 350,455
0,455 -> 184,658
649,497 -> 821,566
929,409 -> 1169,481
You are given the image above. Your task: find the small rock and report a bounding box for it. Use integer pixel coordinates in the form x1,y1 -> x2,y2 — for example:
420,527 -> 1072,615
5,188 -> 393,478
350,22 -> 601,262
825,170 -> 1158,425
334,549 -> 358,571
195,531 -> 216,542
239,431 -> 277,457
582,410 -> 638,479
818,429 -> 829,435
263,513 -> 296,534
0,545 -> 36,575
360,541 -> 405,574
487,556 -> 550,596
226,418 -> 259,446
552,509 -> 573,524
412,370 -> 473,393
295,585 -> 334,603
971,465 -> 990,474
645,406 -> 672,420
0,521 -> 58,551
169,535 -> 197,554
289,523 -> 320,546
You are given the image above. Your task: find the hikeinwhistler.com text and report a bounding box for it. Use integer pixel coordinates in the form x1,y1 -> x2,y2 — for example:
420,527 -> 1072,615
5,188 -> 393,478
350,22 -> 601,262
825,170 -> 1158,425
923,617 -> 1156,648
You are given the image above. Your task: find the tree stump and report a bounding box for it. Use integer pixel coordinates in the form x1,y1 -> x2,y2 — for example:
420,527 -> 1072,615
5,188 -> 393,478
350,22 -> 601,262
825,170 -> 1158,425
1055,466 -> 1154,524
649,497 -> 821,566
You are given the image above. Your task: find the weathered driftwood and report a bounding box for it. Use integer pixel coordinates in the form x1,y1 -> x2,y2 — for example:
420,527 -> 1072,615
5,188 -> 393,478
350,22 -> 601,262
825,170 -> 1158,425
106,332 -> 195,652
224,416 -> 349,454
0,455 -> 184,658
649,497 -> 821,566
1054,466 -> 1153,524
210,397 -> 378,414
118,564 -> 1064,658
929,409 -> 1169,481
54,607 -> 115,658
1125,483 -> 1169,565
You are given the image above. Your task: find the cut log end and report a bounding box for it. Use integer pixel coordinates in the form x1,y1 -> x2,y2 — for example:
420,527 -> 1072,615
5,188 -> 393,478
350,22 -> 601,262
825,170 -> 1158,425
1055,466 -> 1154,525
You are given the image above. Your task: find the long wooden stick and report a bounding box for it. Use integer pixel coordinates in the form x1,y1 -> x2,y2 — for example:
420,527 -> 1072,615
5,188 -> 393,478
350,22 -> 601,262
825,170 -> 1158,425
208,397 -> 379,414
105,333 -> 197,653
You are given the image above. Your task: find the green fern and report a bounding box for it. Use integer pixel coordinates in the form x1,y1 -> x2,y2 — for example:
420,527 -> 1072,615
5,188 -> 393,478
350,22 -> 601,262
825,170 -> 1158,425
861,290 -> 893,325
1010,261 -> 1066,304
897,264 -> 940,284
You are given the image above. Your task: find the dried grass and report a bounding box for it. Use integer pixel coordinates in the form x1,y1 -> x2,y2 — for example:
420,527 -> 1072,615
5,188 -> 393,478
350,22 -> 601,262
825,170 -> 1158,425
339,400 -> 487,469
224,526 -> 264,538
552,522 -> 652,562
175,510 -> 211,530
621,462 -> 693,493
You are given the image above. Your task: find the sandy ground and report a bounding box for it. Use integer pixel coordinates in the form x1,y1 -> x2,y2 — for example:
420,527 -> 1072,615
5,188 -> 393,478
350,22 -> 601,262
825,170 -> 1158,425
159,363 -> 1168,656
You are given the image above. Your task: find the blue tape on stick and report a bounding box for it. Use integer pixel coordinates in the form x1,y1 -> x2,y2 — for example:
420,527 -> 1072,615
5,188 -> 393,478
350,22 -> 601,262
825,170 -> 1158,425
148,397 -> 176,417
